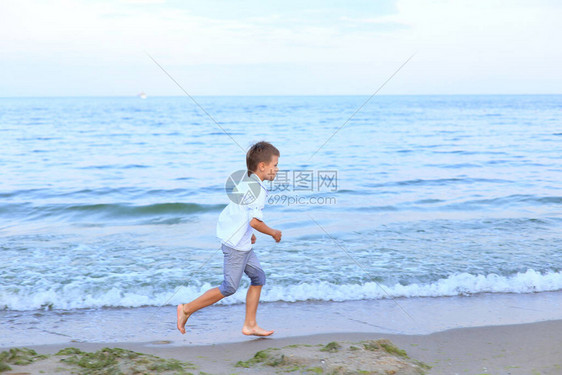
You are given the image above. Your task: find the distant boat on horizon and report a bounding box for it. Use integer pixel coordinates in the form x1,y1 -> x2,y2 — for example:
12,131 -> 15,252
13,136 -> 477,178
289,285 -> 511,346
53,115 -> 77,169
138,92 -> 147,99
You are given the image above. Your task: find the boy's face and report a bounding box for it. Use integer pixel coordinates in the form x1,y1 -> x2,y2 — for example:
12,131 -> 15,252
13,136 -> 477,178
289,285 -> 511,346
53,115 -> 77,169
262,155 -> 279,181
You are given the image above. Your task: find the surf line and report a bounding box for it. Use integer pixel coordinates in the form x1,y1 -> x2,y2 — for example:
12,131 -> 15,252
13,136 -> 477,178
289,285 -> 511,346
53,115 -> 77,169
307,213 -> 418,324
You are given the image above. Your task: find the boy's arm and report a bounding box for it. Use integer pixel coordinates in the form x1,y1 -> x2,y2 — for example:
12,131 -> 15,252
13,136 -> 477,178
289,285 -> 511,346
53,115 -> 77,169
250,218 -> 282,242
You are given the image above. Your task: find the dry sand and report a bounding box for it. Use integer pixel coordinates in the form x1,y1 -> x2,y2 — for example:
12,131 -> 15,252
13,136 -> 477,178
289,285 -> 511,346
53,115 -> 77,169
3,319 -> 562,374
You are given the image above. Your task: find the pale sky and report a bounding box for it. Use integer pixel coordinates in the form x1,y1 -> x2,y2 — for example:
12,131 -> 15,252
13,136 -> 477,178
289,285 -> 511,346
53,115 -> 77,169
1,0 -> 560,96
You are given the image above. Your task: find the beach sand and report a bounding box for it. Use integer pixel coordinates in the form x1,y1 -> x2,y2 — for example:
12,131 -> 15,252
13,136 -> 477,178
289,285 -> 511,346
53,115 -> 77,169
2,320 -> 561,374
2,292 -> 562,374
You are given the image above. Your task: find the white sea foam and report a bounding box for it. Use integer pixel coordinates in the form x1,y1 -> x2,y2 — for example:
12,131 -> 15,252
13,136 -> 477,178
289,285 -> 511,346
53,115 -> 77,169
260,269 -> 562,303
2,269 -> 562,311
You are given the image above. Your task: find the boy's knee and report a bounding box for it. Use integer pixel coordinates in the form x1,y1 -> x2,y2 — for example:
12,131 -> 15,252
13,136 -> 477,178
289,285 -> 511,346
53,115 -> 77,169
250,268 -> 266,286
219,282 -> 237,297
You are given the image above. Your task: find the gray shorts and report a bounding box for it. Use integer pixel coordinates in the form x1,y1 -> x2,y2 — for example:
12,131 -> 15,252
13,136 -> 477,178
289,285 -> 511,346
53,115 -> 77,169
218,243 -> 266,297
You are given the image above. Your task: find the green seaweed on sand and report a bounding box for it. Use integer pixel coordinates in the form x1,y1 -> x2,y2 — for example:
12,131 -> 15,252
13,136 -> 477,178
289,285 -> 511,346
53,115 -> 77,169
0,362 -> 11,373
305,367 -> 323,374
59,347 -> 130,370
320,341 -> 342,353
56,347 -> 83,356
235,349 -> 289,368
56,347 -> 196,374
236,340 -> 430,374
146,358 -> 190,372
379,341 -> 409,358
1,346 -> 197,374
361,340 -> 431,373
0,347 -> 48,371
363,339 -> 409,358
235,350 -> 270,368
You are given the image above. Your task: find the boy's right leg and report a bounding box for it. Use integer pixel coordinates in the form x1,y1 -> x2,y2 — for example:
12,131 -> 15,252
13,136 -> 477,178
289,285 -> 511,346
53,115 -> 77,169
177,287 -> 224,334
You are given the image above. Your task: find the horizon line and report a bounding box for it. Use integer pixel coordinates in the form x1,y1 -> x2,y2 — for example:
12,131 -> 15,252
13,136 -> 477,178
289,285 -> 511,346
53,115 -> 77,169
1,93 -> 561,99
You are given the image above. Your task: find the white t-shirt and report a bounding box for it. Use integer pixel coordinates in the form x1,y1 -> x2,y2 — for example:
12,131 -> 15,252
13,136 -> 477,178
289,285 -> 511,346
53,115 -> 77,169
216,173 -> 268,251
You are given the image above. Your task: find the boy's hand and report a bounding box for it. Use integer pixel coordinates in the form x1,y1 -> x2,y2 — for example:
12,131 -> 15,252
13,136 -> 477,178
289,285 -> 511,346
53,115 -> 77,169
251,234 -> 256,244
271,230 -> 282,243
250,218 -> 281,242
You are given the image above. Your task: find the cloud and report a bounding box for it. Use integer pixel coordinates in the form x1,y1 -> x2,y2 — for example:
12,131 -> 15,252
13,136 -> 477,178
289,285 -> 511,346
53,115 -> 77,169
382,0 -> 562,92
0,0 -> 560,95
0,0 -> 404,65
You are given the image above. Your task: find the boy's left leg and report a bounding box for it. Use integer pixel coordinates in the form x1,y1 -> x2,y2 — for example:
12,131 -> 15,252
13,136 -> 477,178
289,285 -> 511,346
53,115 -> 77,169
241,250 -> 274,336
242,285 -> 274,336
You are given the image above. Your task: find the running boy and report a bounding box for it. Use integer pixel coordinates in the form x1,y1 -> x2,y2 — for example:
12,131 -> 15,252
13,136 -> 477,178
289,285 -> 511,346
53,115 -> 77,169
177,141 -> 281,336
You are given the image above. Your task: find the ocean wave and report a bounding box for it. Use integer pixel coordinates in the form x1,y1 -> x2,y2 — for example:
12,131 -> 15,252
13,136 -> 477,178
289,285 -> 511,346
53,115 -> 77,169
346,193 -> 561,213
2,269 -> 561,311
445,194 -> 562,210
0,187 -> 195,200
362,177 -> 511,188
0,202 -> 224,222
261,269 -> 562,303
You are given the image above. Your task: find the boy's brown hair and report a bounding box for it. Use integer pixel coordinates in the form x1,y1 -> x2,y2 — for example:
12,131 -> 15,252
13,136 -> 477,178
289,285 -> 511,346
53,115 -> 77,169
246,141 -> 280,177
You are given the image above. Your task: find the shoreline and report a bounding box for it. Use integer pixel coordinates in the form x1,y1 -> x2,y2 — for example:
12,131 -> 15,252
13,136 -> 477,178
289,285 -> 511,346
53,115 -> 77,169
3,292 -> 562,373
2,290 -> 562,348
4,320 -> 562,374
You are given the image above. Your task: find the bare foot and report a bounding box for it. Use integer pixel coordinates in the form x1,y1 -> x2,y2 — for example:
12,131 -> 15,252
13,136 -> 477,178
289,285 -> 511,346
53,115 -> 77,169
242,325 -> 274,337
176,304 -> 191,334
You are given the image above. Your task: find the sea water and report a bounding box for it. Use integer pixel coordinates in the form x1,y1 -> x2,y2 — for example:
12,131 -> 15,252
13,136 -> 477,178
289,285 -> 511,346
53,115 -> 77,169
1,95 -> 561,312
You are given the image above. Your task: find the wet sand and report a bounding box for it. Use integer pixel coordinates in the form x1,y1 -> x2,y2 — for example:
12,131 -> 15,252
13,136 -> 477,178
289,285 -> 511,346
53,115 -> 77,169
2,292 -> 562,373
3,320 -> 562,374
3,291 -> 562,348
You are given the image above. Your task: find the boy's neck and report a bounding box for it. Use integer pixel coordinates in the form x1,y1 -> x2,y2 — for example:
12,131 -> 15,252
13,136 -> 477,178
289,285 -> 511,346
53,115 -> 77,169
250,171 -> 264,182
